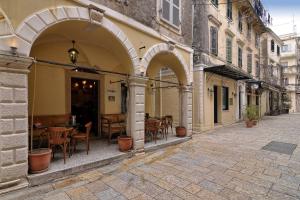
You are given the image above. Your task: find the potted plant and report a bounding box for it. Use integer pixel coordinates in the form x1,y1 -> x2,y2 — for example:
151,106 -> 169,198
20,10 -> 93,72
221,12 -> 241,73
118,133 -> 132,152
245,105 -> 258,128
28,66 -> 52,173
176,126 -> 186,137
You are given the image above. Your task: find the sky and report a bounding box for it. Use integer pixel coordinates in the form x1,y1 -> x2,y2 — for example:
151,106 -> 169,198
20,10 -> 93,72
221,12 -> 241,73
262,0 -> 300,36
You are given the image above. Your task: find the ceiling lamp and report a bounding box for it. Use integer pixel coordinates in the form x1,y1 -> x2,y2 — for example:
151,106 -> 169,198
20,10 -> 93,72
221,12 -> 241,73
68,40 -> 79,64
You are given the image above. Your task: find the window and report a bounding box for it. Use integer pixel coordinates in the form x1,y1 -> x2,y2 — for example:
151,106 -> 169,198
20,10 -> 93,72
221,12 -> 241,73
271,40 -> 275,52
247,53 -> 252,73
210,26 -> 218,56
227,0 -> 232,20
277,45 -> 280,56
238,47 -> 243,68
247,22 -> 251,40
281,62 -> 288,67
283,77 -> 289,86
282,44 -> 291,52
211,0 -> 218,7
161,0 -> 180,27
238,11 -> 243,32
226,37 -> 232,63
255,61 -> 260,78
222,87 -> 229,110
255,33 -> 260,48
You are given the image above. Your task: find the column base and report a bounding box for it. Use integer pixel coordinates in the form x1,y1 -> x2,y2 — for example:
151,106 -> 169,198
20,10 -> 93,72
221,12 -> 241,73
0,178 -> 28,195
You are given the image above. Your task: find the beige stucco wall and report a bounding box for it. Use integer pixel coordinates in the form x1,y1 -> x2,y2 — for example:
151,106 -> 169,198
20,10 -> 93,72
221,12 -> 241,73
203,73 -> 237,131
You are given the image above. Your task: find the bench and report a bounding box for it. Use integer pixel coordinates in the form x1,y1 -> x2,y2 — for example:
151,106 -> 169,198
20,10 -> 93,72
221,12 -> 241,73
101,114 -> 126,144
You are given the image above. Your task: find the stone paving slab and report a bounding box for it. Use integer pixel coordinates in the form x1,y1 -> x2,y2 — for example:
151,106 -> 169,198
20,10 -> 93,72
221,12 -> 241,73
2,114 -> 300,199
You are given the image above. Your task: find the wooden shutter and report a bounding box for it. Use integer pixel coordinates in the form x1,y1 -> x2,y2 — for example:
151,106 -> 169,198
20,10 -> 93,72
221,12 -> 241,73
226,38 -> 232,63
227,0 -> 232,20
238,47 -> 242,68
210,27 -> 218,56
247,54 -> 252,73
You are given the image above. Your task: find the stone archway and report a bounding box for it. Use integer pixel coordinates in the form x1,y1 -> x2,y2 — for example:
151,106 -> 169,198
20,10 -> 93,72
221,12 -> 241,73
15,5 -> 139,75
141,43 -> 191,85
142,43 -> 193,136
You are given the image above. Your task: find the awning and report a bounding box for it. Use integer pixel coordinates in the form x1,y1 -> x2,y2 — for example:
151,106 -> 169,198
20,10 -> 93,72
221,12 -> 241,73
204,65 -> 252,80
246,79 -> 283,93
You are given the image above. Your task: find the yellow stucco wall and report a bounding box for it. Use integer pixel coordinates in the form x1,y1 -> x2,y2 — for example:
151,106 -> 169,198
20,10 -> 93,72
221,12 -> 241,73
203,73 -> 237,131
0,0 -> 79,29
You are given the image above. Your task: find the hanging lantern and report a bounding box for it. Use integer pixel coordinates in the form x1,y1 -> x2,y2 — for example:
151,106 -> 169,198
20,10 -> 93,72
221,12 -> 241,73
68,40 -> 79,64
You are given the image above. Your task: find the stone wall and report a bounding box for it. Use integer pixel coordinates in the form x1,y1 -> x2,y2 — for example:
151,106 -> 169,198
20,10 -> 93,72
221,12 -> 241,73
0,55 -> 31,191
91,0 -> 193,46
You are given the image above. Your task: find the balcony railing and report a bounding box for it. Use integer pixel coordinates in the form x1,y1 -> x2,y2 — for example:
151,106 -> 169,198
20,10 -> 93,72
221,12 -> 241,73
285,84 -> 300,92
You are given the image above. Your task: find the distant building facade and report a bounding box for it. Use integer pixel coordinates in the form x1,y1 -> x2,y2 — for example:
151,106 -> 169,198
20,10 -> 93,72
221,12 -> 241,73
280,33 -> 300,113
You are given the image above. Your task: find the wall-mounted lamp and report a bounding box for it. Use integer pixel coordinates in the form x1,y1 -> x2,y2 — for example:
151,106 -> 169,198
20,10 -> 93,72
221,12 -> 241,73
232,92 -> 237,97
10,46 -> 17,55
207,88 -> 214,96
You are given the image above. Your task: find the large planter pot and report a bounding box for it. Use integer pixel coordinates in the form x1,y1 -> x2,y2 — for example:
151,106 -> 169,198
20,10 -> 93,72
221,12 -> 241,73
176,126 -> 186,137
28,148 -> 52,174
253,120 -> 258,126
118,136 -> 133,152
246,120 -> 254,128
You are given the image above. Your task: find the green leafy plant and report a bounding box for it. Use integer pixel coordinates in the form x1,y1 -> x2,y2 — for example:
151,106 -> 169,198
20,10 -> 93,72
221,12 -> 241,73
245,105 -> 259,121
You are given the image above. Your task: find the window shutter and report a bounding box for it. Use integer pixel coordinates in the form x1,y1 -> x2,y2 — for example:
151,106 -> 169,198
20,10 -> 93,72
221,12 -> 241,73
162,0 -> 170,21
226,38 -> 232,63
227,0 -> 232,20
210,27 -> 218,56
238,47 -> 242,68
247,54 -> 252,73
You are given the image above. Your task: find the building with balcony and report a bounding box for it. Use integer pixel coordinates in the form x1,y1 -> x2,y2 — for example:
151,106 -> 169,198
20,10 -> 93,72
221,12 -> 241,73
0,0 -> 194,193
193,0 -> 268,132
280,33 -> 300,112
259,28 -> 284,116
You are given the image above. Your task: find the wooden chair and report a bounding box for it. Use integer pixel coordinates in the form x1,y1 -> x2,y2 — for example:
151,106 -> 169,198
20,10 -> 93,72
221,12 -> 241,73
48,127 -> 73,164
165,115 -> 173,134
145,119 -> 161,143
159,117 -> 168,140
72,122 -> 92,155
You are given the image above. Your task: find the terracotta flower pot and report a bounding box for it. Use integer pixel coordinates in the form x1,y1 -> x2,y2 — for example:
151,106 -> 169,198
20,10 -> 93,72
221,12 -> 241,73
28,148 -> 52,174
246,120 -> 254,128
118,136 -> 133,152
176,126 -> 186,137
253,120 -> 258,126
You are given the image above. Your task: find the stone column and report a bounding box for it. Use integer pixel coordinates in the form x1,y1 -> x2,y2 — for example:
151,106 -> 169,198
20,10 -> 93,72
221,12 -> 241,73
240,82 -> 247,120
128,77 -> 147,152
180,86 -> 193,137
192,65 -> 204,133
0,54 -> 32,193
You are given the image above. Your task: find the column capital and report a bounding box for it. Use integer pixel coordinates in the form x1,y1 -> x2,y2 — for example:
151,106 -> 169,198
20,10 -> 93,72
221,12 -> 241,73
180,85 -> 193,93
128,76 -> 148,87
0,54 -> 33,74
193,64 -> 207,72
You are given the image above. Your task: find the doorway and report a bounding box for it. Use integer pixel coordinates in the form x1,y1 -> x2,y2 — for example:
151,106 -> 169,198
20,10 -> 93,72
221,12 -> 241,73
214,85 -> 218,123
71,78 -> 99,136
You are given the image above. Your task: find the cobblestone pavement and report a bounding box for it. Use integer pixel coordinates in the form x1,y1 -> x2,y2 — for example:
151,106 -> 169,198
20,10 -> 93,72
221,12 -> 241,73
4,114 -> 300,200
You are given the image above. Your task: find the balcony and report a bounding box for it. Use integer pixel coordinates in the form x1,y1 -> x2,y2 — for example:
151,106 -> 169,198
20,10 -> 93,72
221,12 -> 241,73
236,0 -> 268,34
283,66 -> 300,74
285,84 -> 300,92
